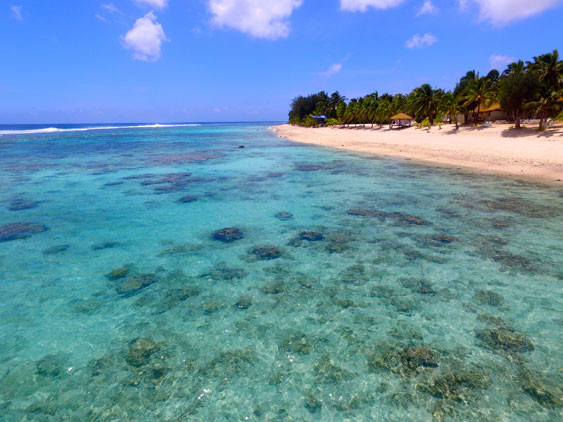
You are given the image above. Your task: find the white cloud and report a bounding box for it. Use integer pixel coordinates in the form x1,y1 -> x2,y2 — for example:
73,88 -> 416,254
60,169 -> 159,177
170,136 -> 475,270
462,0 -> 562,25
208,0 -> 303,39
101,3 -> 119,13
340,0 -> 404,12
134,0 -> 168,9
96,13 -> 109,22
122,12 -> 168,62
489,54 -> 515,70
405,33 -> 437,48
417,0 -> 437,16
11,5 -> 23,21
318,63 -> 343,78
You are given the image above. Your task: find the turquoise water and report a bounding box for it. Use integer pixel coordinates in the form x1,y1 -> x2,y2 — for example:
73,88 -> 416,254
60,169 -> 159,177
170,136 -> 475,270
0,123 -> 561,421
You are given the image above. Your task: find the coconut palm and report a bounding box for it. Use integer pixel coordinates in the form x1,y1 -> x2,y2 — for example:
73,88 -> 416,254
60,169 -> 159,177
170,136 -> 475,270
528,49 -> 562,89
409,84 -> 443,124
462,75 -> 496,124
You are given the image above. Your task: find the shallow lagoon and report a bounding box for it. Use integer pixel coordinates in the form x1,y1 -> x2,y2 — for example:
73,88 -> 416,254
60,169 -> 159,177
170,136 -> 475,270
0,123 -> 561,421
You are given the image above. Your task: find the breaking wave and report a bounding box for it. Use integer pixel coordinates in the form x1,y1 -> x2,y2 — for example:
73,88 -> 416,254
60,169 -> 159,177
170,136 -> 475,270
0,123 -> 200,136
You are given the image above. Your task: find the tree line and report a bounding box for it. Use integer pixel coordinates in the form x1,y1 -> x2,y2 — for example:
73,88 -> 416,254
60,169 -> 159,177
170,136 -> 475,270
288,50 -> 562,130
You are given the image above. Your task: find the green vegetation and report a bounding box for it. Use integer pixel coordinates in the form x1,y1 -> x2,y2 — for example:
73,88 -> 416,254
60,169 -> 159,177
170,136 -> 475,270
289,50 -> 562,130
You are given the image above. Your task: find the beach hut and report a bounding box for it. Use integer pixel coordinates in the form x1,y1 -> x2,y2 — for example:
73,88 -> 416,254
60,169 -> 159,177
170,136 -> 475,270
312,115 -> 327,126
390,113 -> 413,128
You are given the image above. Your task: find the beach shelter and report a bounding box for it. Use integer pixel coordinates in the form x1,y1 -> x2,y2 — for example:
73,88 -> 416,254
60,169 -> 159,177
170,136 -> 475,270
390,113 -> 413,128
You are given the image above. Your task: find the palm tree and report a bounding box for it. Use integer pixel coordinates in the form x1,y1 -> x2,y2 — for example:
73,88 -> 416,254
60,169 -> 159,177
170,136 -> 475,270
409,84 -> 443,124
439,92 -> 460,129
528,49 -> 562,89
525,89 -> 562,129
463,75 -> 496,124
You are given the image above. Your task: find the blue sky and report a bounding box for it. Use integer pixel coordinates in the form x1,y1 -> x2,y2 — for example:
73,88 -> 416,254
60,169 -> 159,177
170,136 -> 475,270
1,0 -> 562,123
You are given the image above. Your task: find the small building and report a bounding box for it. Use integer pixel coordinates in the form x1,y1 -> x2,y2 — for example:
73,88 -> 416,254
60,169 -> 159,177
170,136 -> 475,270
312,115 -> 327,126
477,103 -> 510,121
390,113 -> 413,128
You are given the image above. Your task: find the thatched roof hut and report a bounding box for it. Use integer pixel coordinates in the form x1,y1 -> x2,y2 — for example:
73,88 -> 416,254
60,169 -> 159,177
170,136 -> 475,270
390,113 -> 413,128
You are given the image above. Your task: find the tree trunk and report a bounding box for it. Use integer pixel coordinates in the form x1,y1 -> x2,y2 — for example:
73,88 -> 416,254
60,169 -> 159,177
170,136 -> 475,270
514,109 -> 521,129
538,112 -> 545,130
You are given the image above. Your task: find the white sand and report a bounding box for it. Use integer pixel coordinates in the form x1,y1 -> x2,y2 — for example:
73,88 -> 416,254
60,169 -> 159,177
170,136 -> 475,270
271,123 -> 563,183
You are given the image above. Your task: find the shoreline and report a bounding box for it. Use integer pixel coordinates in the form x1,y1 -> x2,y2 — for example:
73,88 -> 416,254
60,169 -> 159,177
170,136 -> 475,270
270,123 -> 563,184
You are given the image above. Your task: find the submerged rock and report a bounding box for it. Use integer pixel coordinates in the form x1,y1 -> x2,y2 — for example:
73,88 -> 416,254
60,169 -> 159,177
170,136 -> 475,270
235,296 -> 252,310
42,244 -> 70,255
476,328 -> 534,353
177,195 -> 197,203
250,245 -> 283,260
339,264 -> 367,284
261,280 -> 284,294
303,389 -> 322,413
105,266 -> 130,281
125,338 -> 159,367
36,353 -> 68,377
116,273 -> 158,296
314,354 -> 353,383
296,163 -> 335,171
281,334 -> 311,355
200,263 -> 248,281
92,241 -> 119,250
275,211 -> 293,220
400,347 -> 439,369
474,290 -> 504,307
300,231 -> 325,241
212,227 -> 244,242
401,278 -> 437,295
519,368 -> 562,409
8,199 -> 39,211
419,369 -> 488,401
0,223 -> 48,242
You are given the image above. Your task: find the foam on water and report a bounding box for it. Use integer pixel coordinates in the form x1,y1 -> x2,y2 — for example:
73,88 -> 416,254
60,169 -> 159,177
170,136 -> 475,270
0,123 -> 200,136
0,123 -> 561,421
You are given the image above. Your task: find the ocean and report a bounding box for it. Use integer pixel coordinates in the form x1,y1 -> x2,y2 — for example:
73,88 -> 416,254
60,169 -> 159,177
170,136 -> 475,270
0,123 -> 561,421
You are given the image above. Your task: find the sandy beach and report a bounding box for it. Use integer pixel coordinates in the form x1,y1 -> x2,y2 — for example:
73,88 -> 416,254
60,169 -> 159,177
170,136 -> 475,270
271,123 -> 563,183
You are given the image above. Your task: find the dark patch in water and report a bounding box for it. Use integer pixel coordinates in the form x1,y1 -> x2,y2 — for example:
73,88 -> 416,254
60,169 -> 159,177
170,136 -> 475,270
249,245 -> 284,260
212,227 -> 244,242
177,195 -> 197,203
295,163 -> 336,172
476,328 -> 534,354
200,263 -> 248,281
482,196 -> 560,218
42,245 -> 70,255
275,211 -> 293,220
8,199 -> 39,211
116,273 -> 159,296
0,223 -> 48,242
92,241 -> 120,250
474,290 -> 504,307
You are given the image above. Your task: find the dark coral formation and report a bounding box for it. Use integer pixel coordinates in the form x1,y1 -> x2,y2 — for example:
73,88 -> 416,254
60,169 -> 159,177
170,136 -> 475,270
105,267 -> 130,281
125,338 -> 160,367
347,208 -> 431,226
400,347 -> 439,369
92,241 -> 120,250
42,245 -> 70,255
116,273 -> 158,296
295,163 -> 335,171
299,231 -> 325,241
0,223 -> 48,242
36,353 -> 68,378
476,327 -> 534,354
314,354 -> 353,383
212,227 -> 244,242
8,199 -> 39,211
234,296 -> 252,310
474,290 -> 504,307
419,369 -> 488,401
274,211 -> 293,220
200,263 -> 248,281
177,195 -> 197,203
249,245 -> 283,260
